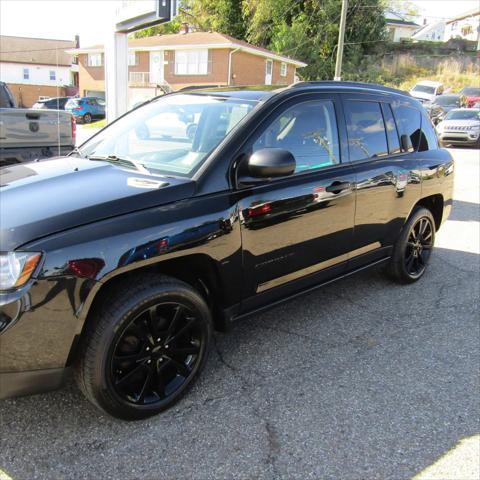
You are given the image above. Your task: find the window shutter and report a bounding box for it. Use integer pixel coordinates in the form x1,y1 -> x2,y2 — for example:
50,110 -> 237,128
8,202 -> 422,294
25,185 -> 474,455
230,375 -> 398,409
207,50 -> 212,74
167,51 -> 175,75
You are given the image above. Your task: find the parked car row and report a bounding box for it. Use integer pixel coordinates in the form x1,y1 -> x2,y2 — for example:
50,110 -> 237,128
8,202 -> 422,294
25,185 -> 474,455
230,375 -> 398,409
33,95 -> 106,124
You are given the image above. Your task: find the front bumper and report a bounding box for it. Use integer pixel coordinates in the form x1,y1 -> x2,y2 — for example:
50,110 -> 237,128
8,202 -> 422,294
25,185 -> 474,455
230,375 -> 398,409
438,131 -> 480,145
0,276 -> 96,399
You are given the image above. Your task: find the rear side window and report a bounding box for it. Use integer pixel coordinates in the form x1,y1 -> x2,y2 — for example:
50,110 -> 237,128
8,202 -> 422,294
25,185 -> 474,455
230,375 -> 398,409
391,104 -> 421,152
381,103 -> 401,154
344,101 -> 388,161
419,111 -> 438,151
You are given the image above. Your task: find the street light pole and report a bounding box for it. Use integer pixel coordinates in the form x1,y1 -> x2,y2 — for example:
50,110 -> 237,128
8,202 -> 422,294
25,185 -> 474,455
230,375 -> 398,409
334,0 -> 348,81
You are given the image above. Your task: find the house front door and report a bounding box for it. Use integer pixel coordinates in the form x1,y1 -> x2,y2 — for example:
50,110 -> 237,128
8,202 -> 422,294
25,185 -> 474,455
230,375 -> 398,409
265,59 -> 273,85
149,51 -> 164,85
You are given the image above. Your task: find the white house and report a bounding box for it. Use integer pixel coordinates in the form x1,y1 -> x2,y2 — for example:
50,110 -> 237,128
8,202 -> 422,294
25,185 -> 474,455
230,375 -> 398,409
412,21 -> 446,42
0,35 -> 78,107
385,10 -> 420,42
445,8 -> 480,42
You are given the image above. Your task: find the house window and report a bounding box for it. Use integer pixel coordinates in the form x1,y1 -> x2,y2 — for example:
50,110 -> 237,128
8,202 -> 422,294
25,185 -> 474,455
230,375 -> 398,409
87,53 -> 103,67
128,52 -> 138,66
23,68 -> 29,80
175,49 -> 208,75
49,70 -> 56,81
280,62 -> 287,77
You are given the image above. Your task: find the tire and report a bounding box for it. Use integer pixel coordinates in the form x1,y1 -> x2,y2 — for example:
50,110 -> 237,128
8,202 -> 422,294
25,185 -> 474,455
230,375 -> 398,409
386,207 -> 436,284
75,274 -> 212,420
83,113 -> 92,124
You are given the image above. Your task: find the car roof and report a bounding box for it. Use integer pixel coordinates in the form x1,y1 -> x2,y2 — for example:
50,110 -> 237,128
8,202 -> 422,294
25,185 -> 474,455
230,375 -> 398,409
185,81 -> 411,101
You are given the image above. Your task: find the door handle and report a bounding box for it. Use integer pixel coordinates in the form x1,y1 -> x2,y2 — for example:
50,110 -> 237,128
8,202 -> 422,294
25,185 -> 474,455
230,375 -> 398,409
325,181 -> 351,194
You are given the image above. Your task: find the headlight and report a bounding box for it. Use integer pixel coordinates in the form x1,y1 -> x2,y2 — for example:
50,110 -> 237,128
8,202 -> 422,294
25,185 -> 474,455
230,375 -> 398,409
0,252 -> 42,291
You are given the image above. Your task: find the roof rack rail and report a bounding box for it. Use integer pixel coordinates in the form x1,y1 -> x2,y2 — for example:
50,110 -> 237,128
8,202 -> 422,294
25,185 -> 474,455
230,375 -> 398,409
290,80 -> 410,96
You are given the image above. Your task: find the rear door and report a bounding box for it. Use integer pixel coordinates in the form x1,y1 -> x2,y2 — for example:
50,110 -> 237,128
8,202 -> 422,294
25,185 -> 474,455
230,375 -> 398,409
341,93 -> 422,267
236,93 -> 357,309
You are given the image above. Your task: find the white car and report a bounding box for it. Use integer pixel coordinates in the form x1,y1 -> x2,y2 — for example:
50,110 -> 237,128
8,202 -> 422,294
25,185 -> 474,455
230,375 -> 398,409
436,108 -> 480,148
410,81 -> 444,104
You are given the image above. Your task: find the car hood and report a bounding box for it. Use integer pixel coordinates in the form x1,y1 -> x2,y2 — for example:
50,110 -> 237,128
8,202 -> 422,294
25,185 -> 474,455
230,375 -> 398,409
0,157 -> 196,250
440,119 -> 480,128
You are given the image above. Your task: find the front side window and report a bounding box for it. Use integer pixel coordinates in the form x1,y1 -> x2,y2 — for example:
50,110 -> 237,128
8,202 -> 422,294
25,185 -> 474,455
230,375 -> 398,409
49,70 -> 56,81
175,49 -> 208,75
23,68 -> 29,80
391,103 -> 421,152
78,94 -> 257,177
344,101 -> 388,161
252,100 -> 340,173
87,53 -> 103,67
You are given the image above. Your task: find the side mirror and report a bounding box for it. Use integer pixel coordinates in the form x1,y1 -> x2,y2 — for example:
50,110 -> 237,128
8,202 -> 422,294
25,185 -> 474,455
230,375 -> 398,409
248,148 -> 296,178
400,134 -> 411,152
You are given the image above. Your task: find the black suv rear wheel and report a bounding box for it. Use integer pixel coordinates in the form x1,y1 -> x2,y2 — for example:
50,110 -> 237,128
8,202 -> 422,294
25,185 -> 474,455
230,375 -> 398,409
386,207 -> 436,284
75,275 -> 212,420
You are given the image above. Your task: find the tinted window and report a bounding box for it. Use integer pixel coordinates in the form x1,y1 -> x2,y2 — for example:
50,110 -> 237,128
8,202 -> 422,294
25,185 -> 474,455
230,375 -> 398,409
344,101 -> 388,161
391,104 -> 421,152
419,112 -> 438,151
460,87 -> 480,96
434,95 -> 461,106
253,100 -> 340,173
381,104 -> 401,154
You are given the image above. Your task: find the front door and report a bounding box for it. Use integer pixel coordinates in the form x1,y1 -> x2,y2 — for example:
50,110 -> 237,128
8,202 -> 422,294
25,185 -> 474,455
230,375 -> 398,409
149,51 -> 164,85
236,94 -> 356,309
265,60 -> 273,85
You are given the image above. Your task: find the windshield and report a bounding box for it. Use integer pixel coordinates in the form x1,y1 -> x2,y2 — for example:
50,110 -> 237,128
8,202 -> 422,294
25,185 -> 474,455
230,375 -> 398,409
78,93 -> 257,177
445,109 -> 480,121
413,85 -> 436,95
434,96 -> 460,106
460,87 -> 480,96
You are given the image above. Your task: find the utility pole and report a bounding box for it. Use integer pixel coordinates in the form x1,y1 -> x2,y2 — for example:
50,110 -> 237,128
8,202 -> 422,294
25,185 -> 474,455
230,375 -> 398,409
334,0 -> 348,81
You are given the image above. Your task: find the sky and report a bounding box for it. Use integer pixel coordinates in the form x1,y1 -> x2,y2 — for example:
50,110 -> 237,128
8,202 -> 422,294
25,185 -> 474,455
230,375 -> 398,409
0,0 -> 478,47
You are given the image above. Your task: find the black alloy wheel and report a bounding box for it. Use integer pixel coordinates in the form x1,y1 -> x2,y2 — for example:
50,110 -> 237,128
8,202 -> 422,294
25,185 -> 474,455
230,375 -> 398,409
110,302 -> 205,406
404,216 -> 434,279
83,113 -> 92,124
386,207 -> 436,284
75,275 -> 212,420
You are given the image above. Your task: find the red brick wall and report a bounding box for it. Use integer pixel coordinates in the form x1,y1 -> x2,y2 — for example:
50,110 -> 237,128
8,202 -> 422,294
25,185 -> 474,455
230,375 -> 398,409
7,83 -> 67,107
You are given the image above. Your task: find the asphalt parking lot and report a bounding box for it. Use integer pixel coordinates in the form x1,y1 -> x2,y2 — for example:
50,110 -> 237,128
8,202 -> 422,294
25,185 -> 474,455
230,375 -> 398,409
1,148 -> 479,480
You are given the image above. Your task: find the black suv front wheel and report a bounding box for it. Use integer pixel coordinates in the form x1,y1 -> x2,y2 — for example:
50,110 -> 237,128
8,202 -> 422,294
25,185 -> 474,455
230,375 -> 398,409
75,275 -> 212,420
387,207 -> 436,284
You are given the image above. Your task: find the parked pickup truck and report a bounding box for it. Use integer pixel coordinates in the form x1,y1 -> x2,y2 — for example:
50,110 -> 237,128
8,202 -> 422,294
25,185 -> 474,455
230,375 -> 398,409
0,81 -> 75,167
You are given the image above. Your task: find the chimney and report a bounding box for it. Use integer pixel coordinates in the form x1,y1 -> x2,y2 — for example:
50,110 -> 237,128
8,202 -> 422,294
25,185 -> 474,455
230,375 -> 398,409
75,35 -> 80,48
423,18 -> 427,25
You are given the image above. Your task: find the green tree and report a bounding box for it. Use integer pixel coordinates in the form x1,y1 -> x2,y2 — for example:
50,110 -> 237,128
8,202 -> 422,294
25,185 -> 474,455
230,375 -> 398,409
179,0 -> 247,39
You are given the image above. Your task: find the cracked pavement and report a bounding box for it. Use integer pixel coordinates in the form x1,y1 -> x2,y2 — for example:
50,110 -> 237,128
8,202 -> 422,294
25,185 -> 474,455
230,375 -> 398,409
1,148 -> 479,480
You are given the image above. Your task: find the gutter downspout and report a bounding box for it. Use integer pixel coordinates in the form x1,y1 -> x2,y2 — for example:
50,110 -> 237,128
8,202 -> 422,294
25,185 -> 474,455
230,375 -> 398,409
228,47 -> 241,86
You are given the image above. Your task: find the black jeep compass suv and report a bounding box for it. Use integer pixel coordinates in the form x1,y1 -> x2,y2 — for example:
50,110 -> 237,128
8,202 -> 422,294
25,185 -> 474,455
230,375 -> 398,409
0,82 -> 453,419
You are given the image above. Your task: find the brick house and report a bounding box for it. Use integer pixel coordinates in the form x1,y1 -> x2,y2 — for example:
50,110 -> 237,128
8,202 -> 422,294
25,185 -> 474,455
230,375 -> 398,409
68,32 -> 306,107
0,35 -> 79,107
